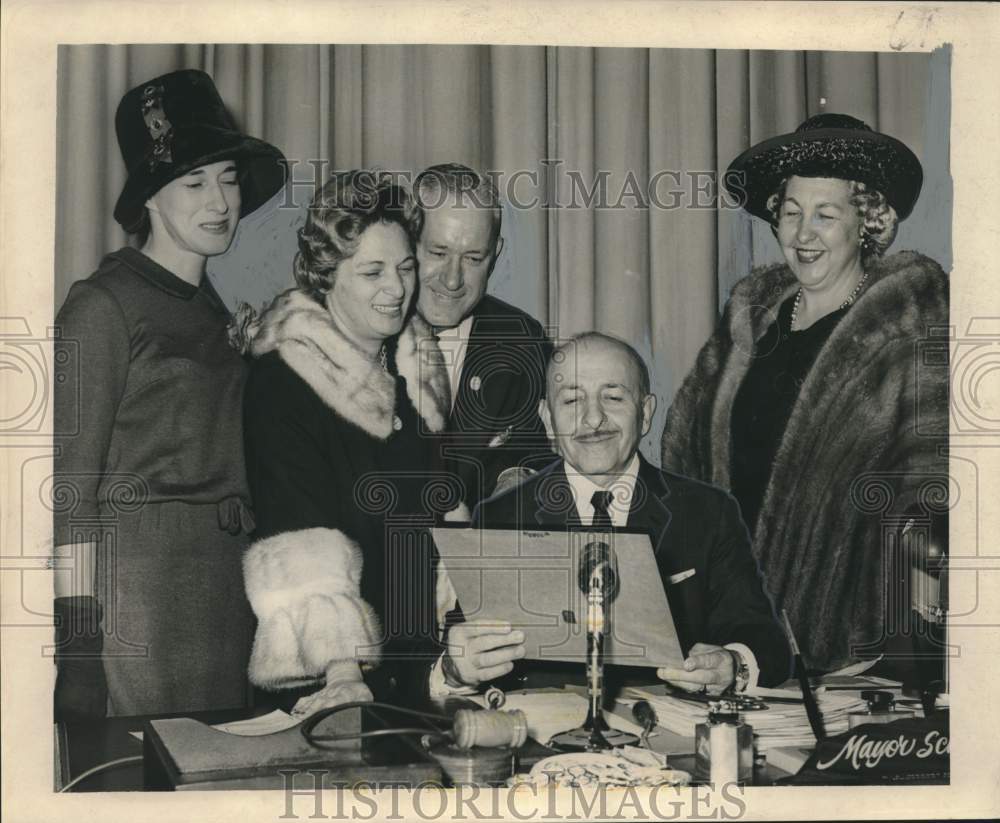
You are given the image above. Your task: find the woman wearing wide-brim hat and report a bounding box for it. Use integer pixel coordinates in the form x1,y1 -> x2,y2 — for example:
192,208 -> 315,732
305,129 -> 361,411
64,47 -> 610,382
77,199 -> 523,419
53,69 -> 285,717
661,114 -> 949,671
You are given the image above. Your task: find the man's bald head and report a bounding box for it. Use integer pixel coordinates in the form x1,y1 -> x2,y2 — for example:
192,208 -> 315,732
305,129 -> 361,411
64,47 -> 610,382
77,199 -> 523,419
545,333 -> 651,399
540,332 -> 656,483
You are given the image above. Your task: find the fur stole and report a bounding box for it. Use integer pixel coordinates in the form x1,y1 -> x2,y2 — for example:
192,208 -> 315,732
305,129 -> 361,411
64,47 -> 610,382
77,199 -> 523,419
243,527 -> 383,690
660,251 -> 950,670
245,289 -> 449,439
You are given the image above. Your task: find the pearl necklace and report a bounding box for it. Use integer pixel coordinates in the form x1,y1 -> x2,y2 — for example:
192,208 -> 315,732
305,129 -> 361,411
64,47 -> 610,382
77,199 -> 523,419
377,345 -> 403,432
789,270 -> 870,332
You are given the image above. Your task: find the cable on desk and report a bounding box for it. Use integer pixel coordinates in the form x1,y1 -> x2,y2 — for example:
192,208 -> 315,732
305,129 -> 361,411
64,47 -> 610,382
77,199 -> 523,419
58,755 -> 143,792
301,701 -> 453,749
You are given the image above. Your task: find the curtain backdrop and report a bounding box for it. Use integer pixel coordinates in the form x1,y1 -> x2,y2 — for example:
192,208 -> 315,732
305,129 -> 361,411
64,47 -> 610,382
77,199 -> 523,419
55,45 -> 950,460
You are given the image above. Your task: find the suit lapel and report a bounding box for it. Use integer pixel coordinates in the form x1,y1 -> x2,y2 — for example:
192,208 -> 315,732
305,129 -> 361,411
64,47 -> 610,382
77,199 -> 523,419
448,313 -> 484,432
451,308 -> 522,441
453,310 -> 510,428
627,455 -> 673,556
531,461 -> 580,526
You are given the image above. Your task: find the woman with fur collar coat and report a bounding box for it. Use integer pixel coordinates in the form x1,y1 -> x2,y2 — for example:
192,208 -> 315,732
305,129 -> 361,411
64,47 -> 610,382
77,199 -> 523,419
240,171 -> 455,716
661,116 -> 950,671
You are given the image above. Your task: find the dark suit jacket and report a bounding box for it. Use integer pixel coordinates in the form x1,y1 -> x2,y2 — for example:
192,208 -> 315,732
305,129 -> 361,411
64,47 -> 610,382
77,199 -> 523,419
441,294 -> 554,510
470,455 -> 792,689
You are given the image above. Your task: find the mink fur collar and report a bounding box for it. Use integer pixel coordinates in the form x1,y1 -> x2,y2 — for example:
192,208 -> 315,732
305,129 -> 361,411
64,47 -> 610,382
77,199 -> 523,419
248,289 -> 449,439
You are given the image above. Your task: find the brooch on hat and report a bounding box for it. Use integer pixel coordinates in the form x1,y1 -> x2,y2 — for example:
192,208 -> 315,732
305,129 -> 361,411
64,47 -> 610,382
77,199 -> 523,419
488,426 -> 512,448
140,84 -> 174,170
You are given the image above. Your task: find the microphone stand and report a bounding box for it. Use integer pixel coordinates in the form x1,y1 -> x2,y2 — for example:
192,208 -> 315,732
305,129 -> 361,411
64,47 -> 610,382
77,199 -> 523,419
550,540 -> 638,752
582,563 -> 612,749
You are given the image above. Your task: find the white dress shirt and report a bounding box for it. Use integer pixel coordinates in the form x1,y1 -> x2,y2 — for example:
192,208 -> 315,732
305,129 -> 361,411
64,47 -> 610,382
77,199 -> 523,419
565,454 -> 640,527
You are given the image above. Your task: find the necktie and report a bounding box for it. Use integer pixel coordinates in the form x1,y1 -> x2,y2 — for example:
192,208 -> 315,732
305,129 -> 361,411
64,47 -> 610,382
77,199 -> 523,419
590,490 -> 614,529
426,331 -> 453,412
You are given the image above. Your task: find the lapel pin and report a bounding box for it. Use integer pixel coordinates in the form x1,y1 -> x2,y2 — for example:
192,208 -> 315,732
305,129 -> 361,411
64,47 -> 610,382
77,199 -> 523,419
488,426 -> 512,448
393,415 -> 403,431
469,375 -> 482,391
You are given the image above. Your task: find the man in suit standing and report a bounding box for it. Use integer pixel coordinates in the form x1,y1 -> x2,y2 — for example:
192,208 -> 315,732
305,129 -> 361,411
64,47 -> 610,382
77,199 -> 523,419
415,164 -> 552,511
434,332 -> 790,695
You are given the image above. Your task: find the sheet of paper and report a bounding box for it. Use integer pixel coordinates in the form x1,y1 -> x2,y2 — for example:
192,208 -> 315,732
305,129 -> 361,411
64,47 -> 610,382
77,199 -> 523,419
826,656 -> 883,677
128,708 -> 299,741
471,691 -> 647,746
816,674 -> 902,689
211,709 -> 299,736
433,527 -> 685,669
747,685 -> 804,700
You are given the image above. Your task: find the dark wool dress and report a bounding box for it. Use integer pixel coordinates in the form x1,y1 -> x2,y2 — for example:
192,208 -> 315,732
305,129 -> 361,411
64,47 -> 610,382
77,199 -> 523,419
54,248 -> 255,716
730,295 -> 849,534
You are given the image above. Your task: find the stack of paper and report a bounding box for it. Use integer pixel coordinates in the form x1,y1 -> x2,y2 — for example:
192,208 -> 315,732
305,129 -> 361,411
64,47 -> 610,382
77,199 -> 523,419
624,688 -> 867,752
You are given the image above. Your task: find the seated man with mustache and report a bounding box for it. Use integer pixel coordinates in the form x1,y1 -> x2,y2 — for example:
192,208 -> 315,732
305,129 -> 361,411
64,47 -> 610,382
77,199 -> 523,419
434,332 -> 791,697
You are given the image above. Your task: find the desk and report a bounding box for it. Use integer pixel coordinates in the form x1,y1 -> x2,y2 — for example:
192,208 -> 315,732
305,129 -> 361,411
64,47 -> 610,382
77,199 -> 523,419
56,689 -> 794,792
55,708 -> 255,791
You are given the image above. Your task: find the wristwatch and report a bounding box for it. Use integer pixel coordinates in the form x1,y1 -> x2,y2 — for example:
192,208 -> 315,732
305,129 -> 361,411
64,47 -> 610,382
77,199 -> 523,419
728,649 -> 751,693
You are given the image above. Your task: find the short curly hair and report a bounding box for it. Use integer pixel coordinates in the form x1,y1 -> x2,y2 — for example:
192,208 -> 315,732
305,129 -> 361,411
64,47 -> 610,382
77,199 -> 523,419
294,170 -> 422,300
766,177 -> 899,263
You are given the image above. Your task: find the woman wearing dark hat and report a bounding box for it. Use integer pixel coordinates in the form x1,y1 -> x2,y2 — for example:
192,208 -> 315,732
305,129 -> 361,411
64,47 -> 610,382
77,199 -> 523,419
236,170 -> 454,717
53,69 -> 285,717
660,114 -> 949,671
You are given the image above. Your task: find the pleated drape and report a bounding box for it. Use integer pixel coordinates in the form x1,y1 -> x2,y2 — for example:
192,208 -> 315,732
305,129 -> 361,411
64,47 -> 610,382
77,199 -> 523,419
55,45 -> 948,459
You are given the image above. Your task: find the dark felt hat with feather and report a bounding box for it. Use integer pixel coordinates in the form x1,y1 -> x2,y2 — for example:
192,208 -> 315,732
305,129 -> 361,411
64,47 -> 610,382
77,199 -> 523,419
113,69 -> 286,231
724,113 -> 923,223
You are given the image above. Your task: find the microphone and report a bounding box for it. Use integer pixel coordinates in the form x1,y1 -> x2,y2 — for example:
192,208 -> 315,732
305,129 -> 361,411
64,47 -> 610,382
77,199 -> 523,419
577,541 -> 620,603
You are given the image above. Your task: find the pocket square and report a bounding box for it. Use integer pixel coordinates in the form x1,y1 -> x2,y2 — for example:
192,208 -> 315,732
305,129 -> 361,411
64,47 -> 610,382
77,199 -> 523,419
667,568 -> 696,585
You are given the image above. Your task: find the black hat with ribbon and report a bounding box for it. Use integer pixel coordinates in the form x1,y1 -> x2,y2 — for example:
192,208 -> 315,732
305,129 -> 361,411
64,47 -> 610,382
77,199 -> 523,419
724,113 -> 923,224
113,69 -> 286,231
